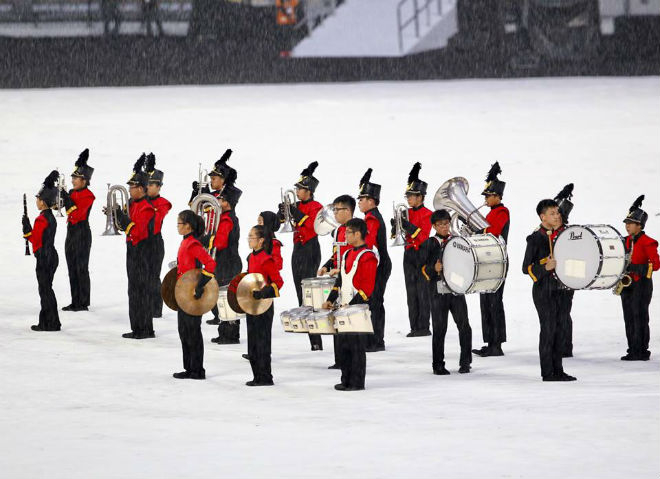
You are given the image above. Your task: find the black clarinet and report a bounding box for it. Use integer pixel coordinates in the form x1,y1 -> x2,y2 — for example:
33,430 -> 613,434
23,193 -> 30,256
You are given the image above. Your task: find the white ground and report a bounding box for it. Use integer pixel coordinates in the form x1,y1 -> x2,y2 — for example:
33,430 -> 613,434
0,77 -> 658,479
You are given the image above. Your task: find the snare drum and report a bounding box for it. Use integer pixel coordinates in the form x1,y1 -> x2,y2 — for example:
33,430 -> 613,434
301,277 -> 336,309
288,307 -> 313,333
305,310 -> 337,335
554,224 -> 626,290
441,233 -> 508,294
333,304 -> 374,334
218,286 -> 244,321
280,309 -> 295,332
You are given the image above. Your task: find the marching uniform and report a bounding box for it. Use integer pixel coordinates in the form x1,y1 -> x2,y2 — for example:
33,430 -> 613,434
620,195 -> 659,361
259,211 -> 283,271
175,233 -> 217,379
421,233 -> 472,373
326,244 -> 378,390
246,248 -> 284,385
62,149 -> 95,311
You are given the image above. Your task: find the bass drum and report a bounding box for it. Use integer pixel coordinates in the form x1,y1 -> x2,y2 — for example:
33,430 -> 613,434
553,224 -> 626,290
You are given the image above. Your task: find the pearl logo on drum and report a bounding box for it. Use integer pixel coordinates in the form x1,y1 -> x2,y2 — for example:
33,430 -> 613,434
569,231 -> 583,240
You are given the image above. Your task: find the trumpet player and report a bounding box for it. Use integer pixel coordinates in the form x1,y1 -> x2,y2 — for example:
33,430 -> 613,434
523,199 -> 576,382
554,183 -> 575,357
144,153 -> 172,319
22,171 -> 61,332
357,168 -> 390,352
112,155 -> 156,339
189,148 -> 233,206
620,195 -> 659,361
473,162 -> 510,357
278,161 -> 324,351
394,162 -> 432,338
60,149 -> 95,312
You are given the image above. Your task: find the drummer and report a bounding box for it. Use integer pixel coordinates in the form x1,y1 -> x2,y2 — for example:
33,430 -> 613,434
246,224 -> 284,386
318,194 -> 355,370
322,218 -> 378,391
173,210 -> 217,380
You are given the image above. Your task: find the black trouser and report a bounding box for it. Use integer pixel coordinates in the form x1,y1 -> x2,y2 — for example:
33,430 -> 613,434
333,335 -> 340,366
366,258 -> 391,349
36,249 -> 60,330
337,334 -> 367,389
479,281 -> 507,345
292,238 -> 322,349
533,284 -> 564,378
404,248 -> 430,332
64,221 -> 92,308
246,305 -> 274,383
558,289 -> 574,355
621,279 -> 653,356
215,275 -> 240,342
430,287 -> 472,369
127,242 -> 153,335
178,310 -> 204,376
147,233 -> 165,318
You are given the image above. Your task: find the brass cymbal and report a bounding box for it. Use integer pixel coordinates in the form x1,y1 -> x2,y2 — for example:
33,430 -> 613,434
227,272 -> 247,314
175,269 -> 219,316
237,273 -> 274,315
161,267 -> 179,312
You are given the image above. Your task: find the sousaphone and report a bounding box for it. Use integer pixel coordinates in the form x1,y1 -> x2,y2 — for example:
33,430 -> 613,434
174,268 -> 220,316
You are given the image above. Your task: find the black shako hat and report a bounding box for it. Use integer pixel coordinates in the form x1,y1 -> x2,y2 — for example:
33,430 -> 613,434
209,149 -> 235,179
357,168 -> 381,201
71,148 -> 94,182
37,170 -> 59,207
406,162 -> 427,196
127,153 -> 149,188
294,161 -> 320,193
554,183 -> 574,224
145,152 -> 164,185
220,184 -> 242,208
481,162 -> 506,197
624,195 -> 648,228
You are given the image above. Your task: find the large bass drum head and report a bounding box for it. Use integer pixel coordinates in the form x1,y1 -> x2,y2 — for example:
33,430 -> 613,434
554,225 -> 600,289
442,237 -> 475,294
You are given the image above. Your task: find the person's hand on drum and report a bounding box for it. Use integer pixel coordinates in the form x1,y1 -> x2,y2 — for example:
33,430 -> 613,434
322,301 -> 333,310
545,257 -> 557,271
328,268 -> 339,277
318,266 -> 328,276
434,260 -> 443,273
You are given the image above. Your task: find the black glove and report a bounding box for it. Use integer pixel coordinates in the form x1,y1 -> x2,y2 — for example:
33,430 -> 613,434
22,215 -> 32,235
252,285 -> 276,299
277,202 -> 287,218
194,274 -> 213,299
114,206 -> 131,231
61,190 -> 74,210
289,205 -> 304,223
389,218 -> 396,238
401,219 -> 418,235
200,233 -> 214,250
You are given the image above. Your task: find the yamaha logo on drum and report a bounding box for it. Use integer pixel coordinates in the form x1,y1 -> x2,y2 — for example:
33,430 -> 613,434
568,231 -> 583,240
453,242 -> 470,253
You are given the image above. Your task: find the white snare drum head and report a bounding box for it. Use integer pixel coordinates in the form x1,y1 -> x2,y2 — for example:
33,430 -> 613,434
442,237 -> 476,294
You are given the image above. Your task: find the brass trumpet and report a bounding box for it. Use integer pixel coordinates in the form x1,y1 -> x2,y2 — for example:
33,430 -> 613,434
279,188 -> 297,233
102,183 -> 130,236
391,202 -> 408,247
190,193 -> 222,256
54,168 -> 67,218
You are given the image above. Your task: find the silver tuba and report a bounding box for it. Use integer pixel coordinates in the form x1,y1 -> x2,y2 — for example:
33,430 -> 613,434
54,168 -> 67,218
190,193 -> 222,256
433,177 -> 490,237
391,202 -> 408,247
314,204 -> 340,236
279,188 -> 297,233
102,183 -> 130,236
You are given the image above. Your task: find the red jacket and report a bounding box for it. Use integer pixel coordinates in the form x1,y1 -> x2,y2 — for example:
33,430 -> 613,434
67,187 -> 95,225
484,204 -> 510,241
271,238 -> 283,271
364,210 -> 380,250
149,195 -> 172,235
177,234 -> 217,279
625,232 -> 660,282
294,200 -> 323,245
125,197 -> 155,246
342,245 -> 378,299
406,205 -> 432,251
25,212 -> 50,253
213,211 -> 234,251
248,249 -> 284,295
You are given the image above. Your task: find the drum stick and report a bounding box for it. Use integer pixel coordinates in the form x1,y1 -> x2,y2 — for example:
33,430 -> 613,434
547,229 -> 554,259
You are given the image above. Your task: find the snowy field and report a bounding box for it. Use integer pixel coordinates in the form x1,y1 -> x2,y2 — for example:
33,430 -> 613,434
0,78 -> 659,479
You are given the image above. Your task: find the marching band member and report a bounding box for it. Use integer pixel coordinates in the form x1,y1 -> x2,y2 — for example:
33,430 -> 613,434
60,149 -> 95,312
523,199 -> 576,381
473,162 -> 510,357
173,210 -> 217,380
318,194 -> 355,370
113,155 -> 156,339
357,168 -> 391,352
421,210 -> 472,375
145,153 -> 171,319
395,162 -> 432,337
554,183 -> 575,357
323,218 -> 378,391
23,171 -> 61,332
279,161 -> 324,351
246,225 -> 284,386
210,181 -> 243,345
620,195 -> 659,361
258,211 -> 283,272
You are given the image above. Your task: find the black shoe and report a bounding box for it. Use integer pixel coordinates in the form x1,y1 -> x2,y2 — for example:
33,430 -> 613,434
189,371 -> 206,380
327,364 -> 340,369
542,375 -> 561,382
122,332 -> 135,339
212,337 -> 240,345
458,365 -> 471,374
344,385 -> 365,391
132,332 -> 155,339
31,324 -> 43,331
242,354 -> 251,360
433,367 -> 450,375
472,346 -> 489,356
486,345 -> 504,357
31,324 -> 59,331
406,331 -> 416,338
417,329 -> 431,337
334,383 -> 348,391
206,318 -> 221,325
173,371 -> 190,379
311,344 -> 323,351
557,372 -> 577,381
61,304 -> 76,311
246,380 -> 274,386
